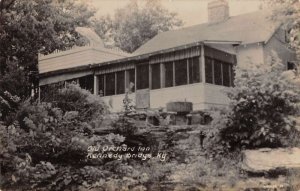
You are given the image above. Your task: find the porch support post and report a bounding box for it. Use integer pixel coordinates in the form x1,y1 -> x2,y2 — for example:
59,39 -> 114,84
93,75 -> 99,95
134,64 -> 137,90
114,73 -> 117,95
187,59 -> 190,84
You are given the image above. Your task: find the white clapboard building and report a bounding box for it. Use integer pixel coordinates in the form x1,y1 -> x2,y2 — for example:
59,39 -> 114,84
38,0 -> 296,112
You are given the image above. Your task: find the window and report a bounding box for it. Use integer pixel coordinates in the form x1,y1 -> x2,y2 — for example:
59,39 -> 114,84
205,57 -> 234,87
151,64 -> 161,89
214,60 -> 222,85
175,59 -> 187,86
230,65 -> 234,87
79,75 -> 94,92
98,75 -> 105,96
205,57 -> 213,84
287,62 -> 296,70
136,64 -> 149,90
127,69 -> 135,92
188,57 -> 200,84
222,63 -> 230,87
116,71 -> 125,94
165,61 -> 173,87
105,73 -> 115,96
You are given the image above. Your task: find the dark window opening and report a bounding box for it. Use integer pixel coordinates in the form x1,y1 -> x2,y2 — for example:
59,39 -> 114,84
222,63 -> 230,87
40,82 -> 65,102
287,62 -> 296,70
128,69 -> 135,92
188,57 -> 200,84
116,71 -> 125,95
214,60 -> 222,85
137,64 -> 149,90
151,64 -> 161,89
165,61 -> 173,87
175,59 -> 187,86
230,65 -> 234,87
79,75 -> 94,92
205,57 -> 213,84
105,73 -> 115,96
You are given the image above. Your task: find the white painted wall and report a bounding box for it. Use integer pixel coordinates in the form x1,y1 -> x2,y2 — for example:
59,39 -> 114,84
101,83 -> 230,112
236,43 -> 265,67
202,83 -> 230,109
150,83 -> 205,110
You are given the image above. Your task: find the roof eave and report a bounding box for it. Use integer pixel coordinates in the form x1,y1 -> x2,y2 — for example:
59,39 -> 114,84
203,40 -> 242,45
39,40 -> 242,79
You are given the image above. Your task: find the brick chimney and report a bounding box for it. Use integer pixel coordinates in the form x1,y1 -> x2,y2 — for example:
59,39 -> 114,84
208,0 -> 229,23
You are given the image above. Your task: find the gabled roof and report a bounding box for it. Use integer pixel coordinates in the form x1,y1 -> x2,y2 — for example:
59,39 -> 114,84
38,27 -> 130,74
134,10 -> 280,56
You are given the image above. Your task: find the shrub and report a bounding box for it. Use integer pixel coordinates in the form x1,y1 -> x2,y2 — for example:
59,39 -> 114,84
0,91 -> 21,125
216,53 -> 300,151
50,83 -> 108,121
0,84 -> 132,190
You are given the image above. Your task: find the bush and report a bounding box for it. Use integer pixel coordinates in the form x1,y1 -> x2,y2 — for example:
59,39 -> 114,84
0,91 -> 21,125
215,53 -> 300,151
0,62 -> 30,99
46,83 -> 108,121
0,84 -> 130,190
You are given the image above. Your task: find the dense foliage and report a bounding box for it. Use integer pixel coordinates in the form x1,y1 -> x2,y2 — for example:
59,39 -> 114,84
265,0 -> 300,64
211,54 -> 300,151
0,0 -> 94,97
0,89 -> 20,124
1,85 -> 119,190
0,84 -> 244,191
93,0 -> 183,53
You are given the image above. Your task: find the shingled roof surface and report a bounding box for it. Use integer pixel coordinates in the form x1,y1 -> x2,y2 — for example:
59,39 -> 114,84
134,10 -> 279,55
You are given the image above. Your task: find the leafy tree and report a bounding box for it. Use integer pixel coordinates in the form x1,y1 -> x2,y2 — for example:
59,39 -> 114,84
216,53 -> 300,150
0,0 -> 95,97
91,15 -> 113,46
265,0 -> 300,65
93,0 -> 183,53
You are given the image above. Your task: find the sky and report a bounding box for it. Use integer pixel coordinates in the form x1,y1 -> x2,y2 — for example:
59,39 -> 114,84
89,0 -> 263,27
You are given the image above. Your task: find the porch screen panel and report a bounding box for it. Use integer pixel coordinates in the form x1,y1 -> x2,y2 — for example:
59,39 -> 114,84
175,59 -> 187,86
222,63 -> 230,87
230,65 -> 234,87
136,64 -> 149,90
128,69 -> 135,92
98,75 -> 105,96
151,64 -> 161,89
165,61 -> 173,87
79,75 -> 94,92
116,71 -> 125,94
105,73 -> 115,96
188,57 -> 200,84
214,60 -> 222,85
205,57 -> 213,84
